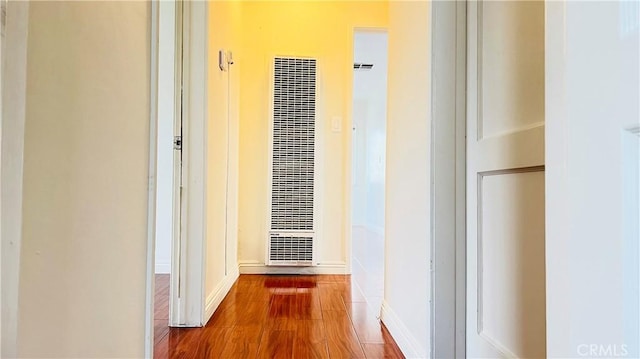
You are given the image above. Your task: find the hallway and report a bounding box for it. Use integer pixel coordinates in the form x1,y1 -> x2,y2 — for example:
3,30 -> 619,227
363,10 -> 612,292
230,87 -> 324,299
154,275 -> 404,358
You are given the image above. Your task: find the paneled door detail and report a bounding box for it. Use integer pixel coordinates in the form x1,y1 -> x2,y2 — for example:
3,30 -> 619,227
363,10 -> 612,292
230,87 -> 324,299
466,1 -> 546,357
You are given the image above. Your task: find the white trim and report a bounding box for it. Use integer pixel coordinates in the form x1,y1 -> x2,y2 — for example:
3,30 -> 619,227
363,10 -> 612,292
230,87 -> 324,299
544,2 -> 569,354
239,261 -> 346,275
453,3 -> 467,355
265,54 -> 274,266
158,0 -> 181,328
170,0 -> 183,327
0,1 -> 3,350
144,1 -> 160,357
155,263 -> 171,274
204,269 -> 239,323
429,1 -> 467,358
314,60 -> 325,269
180,0 -> 208,327
197,89 -> 208,320
1,2 -> 29,357
380,300 -> 424,359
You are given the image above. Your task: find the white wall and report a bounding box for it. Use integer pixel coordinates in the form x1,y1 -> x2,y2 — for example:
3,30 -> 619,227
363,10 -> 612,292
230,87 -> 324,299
16,2 -> 150,357
155,0 -> 176,275
546,1 -> 640,357
1,2 -> 28,357
382,1 -> 431,357
352,31 -> 388,235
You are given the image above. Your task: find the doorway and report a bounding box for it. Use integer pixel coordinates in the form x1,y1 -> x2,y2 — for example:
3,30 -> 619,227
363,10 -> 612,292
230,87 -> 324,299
350,30 -> 388,314
147,1 -> 210,355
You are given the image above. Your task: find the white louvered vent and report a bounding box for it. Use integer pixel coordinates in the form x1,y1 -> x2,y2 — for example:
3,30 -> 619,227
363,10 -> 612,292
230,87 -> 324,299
268,57 -> 317,266
269,234 -> 313,265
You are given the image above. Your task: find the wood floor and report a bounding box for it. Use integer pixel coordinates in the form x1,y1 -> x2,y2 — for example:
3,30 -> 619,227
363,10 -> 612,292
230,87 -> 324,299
154,274 -> 171,347
154,274 -> 405,358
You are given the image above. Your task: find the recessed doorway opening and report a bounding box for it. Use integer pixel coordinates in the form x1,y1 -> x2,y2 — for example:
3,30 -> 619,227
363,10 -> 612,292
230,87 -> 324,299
350,29 -> 388,315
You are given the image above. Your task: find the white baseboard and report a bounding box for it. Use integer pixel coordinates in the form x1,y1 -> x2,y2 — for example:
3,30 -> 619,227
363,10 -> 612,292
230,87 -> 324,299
238,260 -> 347,275
380,300 -> 425,359
204,267 -> 239,324
155,262 -> 170,274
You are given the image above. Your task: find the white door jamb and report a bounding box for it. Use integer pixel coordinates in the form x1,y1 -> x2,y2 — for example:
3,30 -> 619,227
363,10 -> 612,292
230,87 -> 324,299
430,1 -> 467,358
144,0 -> 209,356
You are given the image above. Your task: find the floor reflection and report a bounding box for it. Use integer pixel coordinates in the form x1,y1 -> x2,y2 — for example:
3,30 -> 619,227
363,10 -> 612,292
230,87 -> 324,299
153,274 -> 404,358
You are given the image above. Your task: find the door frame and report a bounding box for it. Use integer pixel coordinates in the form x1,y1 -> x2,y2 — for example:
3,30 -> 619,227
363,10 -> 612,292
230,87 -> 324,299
429,1 -> 467,358
144,0 -> 209,356
346,26 -> 388,279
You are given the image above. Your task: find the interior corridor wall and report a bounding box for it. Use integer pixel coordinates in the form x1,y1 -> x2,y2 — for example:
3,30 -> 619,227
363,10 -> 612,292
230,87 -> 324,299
237,1 -> 388,272
383,1 -> 431,357
16,2 -> 150,357
205,0 -> 242,311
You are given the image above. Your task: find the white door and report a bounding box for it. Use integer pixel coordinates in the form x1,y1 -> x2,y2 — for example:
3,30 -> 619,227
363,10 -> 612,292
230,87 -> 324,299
545,1 -> 640,357
466,1 -> 546,357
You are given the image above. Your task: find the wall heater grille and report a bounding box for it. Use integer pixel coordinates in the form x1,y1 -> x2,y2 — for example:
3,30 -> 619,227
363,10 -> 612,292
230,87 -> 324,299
269,235 -> 313,264
268,57 -> 317,266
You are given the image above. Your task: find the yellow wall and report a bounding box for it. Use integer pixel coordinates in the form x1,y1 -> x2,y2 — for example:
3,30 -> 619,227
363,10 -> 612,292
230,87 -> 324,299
237,1 -> 388,269
17,2 -> 150,357
206,0 -> 242,301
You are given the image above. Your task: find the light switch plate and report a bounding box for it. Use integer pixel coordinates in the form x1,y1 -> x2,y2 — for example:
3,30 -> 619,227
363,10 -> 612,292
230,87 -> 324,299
219,49 -> 227,71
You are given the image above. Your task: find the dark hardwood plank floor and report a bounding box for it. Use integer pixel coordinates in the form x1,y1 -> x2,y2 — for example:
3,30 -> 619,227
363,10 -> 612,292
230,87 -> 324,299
154,274 -> 404,359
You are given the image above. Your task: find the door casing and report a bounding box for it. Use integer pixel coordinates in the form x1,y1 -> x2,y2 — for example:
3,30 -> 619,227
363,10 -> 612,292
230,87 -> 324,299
429,1 -> 467,358
145,1 -> 209,357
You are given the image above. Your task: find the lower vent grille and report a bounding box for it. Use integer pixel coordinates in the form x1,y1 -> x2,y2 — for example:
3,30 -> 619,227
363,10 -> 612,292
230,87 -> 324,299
269,235 -> 313,266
